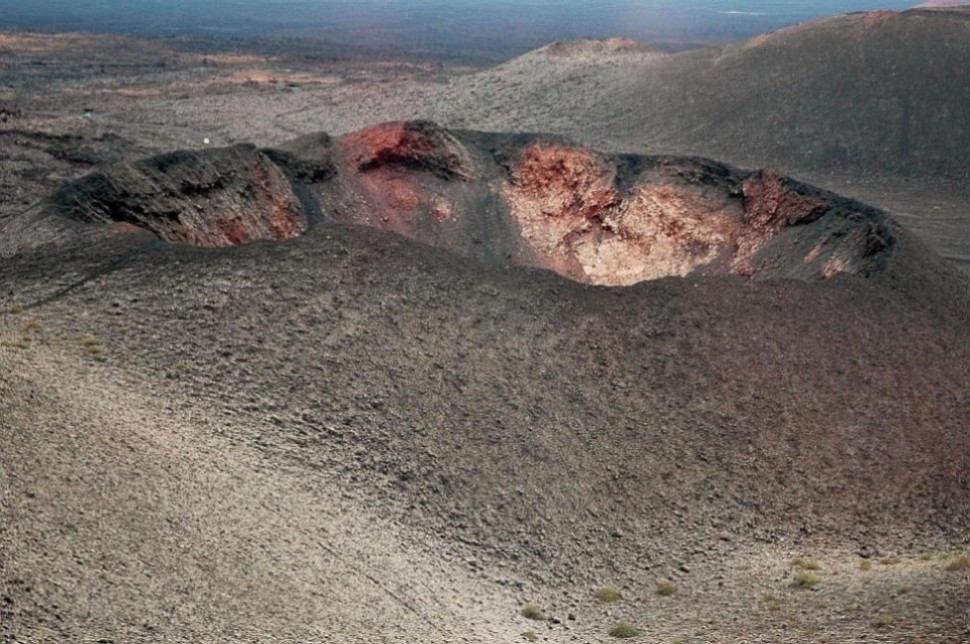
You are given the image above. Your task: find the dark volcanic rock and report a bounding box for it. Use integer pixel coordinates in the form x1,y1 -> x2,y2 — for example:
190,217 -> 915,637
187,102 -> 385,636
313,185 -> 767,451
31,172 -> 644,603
48,143 -> 307,247
43,121 -> 896,284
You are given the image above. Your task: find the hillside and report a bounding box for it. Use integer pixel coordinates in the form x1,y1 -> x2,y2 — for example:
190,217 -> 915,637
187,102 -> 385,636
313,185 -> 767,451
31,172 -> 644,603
3,123 -> 970,642
438,9 -> 970,180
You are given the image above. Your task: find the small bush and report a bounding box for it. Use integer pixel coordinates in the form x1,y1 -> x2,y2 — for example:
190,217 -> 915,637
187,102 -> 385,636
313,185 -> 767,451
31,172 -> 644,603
521,603 -> 545,621
794,572 -> 821,589
859,559 -> 872,571
945,555 -> 970,571
4,337 -> 30,349
79,335 -> 101,348
791,558 -> 821,571
7,303 -> 23,315
656,579 -> 677,596
78,335 -> 104,358
595,585 -> 623,602
878,556 -> 901,566
521,630 -> 538,642
762,593 -> 781,612
608,620 -> 641,639
873,612 -> 894,627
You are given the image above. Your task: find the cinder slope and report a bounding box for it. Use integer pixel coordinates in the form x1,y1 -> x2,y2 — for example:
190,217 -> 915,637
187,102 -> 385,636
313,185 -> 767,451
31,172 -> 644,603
2,197 -> 969,641
441,9 -> 970,179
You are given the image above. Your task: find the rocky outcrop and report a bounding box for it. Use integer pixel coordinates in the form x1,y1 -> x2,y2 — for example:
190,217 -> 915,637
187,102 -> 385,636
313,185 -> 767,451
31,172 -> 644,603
44,121 -> 896,284
48,143 -> 307,247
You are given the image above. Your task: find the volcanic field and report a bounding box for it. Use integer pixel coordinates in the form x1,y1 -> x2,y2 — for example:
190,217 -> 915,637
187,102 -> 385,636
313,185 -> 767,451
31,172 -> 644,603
2,7 -> 969,644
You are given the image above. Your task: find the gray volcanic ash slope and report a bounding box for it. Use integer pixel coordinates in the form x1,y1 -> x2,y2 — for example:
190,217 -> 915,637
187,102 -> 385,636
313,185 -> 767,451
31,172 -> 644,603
442,9 -> 970,180
2,122 -> 970,642
39,122 -> 896,285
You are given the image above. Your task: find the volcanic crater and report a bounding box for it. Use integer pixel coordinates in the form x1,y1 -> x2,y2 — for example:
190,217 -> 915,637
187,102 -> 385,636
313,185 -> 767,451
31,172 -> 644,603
46,120 -> 895,285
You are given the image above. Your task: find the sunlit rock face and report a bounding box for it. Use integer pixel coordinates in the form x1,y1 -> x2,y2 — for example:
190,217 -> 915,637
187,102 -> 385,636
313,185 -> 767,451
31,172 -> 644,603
47,121 -> 895,284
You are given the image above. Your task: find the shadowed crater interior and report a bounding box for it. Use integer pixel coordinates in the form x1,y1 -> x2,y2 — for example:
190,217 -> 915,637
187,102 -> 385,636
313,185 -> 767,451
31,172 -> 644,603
47,120 -> 895,284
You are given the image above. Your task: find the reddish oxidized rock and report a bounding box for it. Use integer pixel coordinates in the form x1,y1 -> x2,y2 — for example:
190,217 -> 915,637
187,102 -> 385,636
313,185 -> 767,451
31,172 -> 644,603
46,121 -> 895,284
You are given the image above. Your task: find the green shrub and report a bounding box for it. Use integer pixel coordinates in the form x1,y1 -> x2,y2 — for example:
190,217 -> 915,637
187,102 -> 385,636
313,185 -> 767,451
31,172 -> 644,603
521,630 -> 538,642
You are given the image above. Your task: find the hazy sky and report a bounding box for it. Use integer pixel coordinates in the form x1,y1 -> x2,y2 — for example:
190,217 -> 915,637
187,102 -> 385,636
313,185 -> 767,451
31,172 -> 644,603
0,1 -> 949,60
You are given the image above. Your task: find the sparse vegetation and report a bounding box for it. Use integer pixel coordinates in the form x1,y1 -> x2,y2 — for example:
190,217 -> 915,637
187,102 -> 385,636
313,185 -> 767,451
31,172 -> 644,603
521,630 -> 538,642
763,594 -> 781,613
656,578 -> 677,596
4,336 -> 30,349
793,572 -> 821,589
878,556 -> 901,566
608,620 -> 641,639
595,584 -> 623,602
79,334 -> 104,358
7,303 -> 23,314
22,319 -> 42,332
859,559 -> 872,571
521,603 -> 545,621
945,555 -> 970,571
791,557 -> 821,571
873,612 -> 894,627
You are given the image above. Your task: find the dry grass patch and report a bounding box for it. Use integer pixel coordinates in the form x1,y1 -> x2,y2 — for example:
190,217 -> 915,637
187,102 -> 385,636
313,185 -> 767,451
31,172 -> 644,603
763,593 -> 781,612
79,334 -> 104,359
595,585 -> 623,602
608,620 -> 641,639
873,612 -> 894,627
521,630 -> 538,642
656,578 -> 677,596
791,557 -> 821,571
945,555 -> 970,571
520,603 -> 545,620
4,336 -> 30,349
793,572 -> 821,589
878,556 -> 902,566
859,559 -> 872,571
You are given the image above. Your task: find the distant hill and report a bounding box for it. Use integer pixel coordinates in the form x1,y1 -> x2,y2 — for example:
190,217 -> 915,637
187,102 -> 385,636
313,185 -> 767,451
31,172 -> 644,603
439,9 -> 970,180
